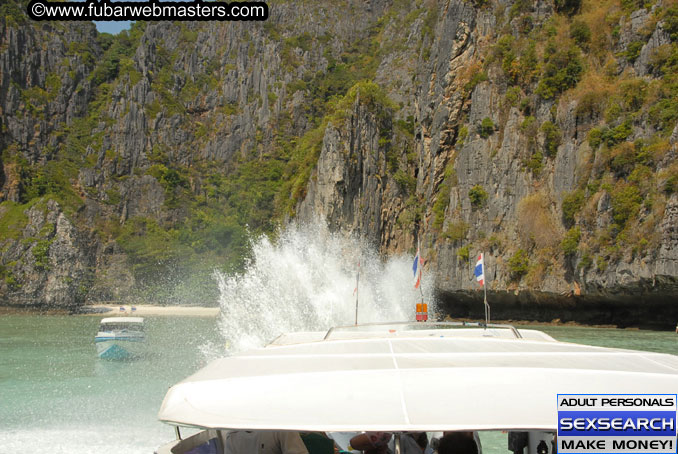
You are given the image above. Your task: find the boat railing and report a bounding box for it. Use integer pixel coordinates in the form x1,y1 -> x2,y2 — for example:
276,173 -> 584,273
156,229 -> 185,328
323,320 -> 523,340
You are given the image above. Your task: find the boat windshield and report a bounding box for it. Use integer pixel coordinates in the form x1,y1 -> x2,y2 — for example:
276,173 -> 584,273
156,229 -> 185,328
323,321 -> 522,340
99,323 -> 144,332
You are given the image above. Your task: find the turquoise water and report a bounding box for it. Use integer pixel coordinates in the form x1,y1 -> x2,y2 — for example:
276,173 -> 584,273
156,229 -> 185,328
477,324 -> 678,453
0,314 -> 221,454
523,324 -> 678,354
0,316 -> 676,453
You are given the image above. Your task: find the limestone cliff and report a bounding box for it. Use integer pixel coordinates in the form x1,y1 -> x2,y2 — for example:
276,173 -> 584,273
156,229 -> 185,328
296,0 -> 678,326
1,0 -> 677,325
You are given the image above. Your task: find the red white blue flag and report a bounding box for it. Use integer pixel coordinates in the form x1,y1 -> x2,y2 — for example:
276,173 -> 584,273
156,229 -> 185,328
413,246 -> 423,289
474,253 -> 484,287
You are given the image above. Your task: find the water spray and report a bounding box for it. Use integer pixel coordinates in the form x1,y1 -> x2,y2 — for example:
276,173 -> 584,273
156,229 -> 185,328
213,221 -> 434,354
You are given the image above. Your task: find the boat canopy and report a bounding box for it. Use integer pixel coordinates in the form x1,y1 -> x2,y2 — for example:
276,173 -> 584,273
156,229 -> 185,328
268,326 -> 557,345
100,317 -> 144,324
158,326 -> 678,433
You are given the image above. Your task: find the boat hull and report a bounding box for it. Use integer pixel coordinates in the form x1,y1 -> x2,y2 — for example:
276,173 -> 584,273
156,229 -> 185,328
95,336 -> 145,360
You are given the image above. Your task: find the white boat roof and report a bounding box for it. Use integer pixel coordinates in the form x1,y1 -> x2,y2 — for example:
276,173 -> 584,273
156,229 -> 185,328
268,327 -> 557,345
158,323 -> 678,432
100,317 -> 144,324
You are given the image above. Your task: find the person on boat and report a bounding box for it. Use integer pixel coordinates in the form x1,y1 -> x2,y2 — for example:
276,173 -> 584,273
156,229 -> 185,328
349,432 -> 430,454
437,432 -> 479,454
223,430 -> 309,454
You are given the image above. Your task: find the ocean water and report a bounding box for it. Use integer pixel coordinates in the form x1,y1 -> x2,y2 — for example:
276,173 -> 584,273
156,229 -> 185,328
1,222 -> 676,453
1,314 -> 676,453
0,315 -> 221,454
0,222 -> 436,453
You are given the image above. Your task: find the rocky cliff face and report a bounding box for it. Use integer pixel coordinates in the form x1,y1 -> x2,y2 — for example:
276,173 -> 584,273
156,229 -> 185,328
0,11 -> 100,307
1,0 -> 677,324
296,0 -> 678,326
0,0 -> 393,306
0,199 -> 93,307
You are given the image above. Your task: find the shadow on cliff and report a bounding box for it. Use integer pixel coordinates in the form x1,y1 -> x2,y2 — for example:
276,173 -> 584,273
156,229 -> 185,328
437,280 -> 678,330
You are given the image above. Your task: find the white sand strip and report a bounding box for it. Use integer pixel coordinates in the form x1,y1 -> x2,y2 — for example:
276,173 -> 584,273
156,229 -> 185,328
83,304 -> 220,317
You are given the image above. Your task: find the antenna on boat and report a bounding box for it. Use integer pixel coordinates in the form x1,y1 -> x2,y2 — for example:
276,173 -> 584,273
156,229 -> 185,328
353,188 -> 362,326
354,260 -> 360,325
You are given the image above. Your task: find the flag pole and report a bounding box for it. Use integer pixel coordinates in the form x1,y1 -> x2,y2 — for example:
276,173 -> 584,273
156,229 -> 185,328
419,263 -> 426,323
483,253 -> 490,326
418,238 -> 423,301
354,188 -> 361,326
414,238 -> 428,322
418,240 -> 425,321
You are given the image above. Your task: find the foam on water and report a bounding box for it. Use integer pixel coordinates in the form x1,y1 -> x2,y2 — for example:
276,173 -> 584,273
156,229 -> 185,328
0,222 -> 434,453
213,221 -> 433,353
2,426 -> 170,454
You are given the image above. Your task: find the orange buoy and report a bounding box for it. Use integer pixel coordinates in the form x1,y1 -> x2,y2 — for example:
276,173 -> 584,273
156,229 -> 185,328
416,302 -> 428,322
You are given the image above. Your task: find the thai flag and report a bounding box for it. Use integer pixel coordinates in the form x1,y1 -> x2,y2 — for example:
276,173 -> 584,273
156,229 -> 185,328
413,247 -> 423,289
474,253 -> 485,287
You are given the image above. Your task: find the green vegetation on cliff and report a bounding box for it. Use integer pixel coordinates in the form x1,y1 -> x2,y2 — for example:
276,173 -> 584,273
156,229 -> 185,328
0,1 -> 406,305
1,0 -> 677,307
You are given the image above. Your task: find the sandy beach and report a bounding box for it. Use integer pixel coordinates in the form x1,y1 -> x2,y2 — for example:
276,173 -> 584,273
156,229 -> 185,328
81,304 -> 221,317
0,304 -> 620,327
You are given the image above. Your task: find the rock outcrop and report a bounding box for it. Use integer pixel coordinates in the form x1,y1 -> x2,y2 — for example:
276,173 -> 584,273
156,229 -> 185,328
295,0 -> 678,327
1,0 -> 677,326
0,199 -> 93,307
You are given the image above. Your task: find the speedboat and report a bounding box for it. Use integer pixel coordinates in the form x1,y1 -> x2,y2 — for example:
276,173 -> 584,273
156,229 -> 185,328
95,316 -> 145,360
155,321 -> 678,454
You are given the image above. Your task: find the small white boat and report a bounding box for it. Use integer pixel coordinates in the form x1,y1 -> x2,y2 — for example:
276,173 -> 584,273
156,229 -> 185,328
155,321 -> 678,454
95,316 -> 145,360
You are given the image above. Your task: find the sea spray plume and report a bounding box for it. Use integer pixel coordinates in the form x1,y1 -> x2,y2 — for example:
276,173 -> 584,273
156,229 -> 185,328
214,221 -> 434,353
